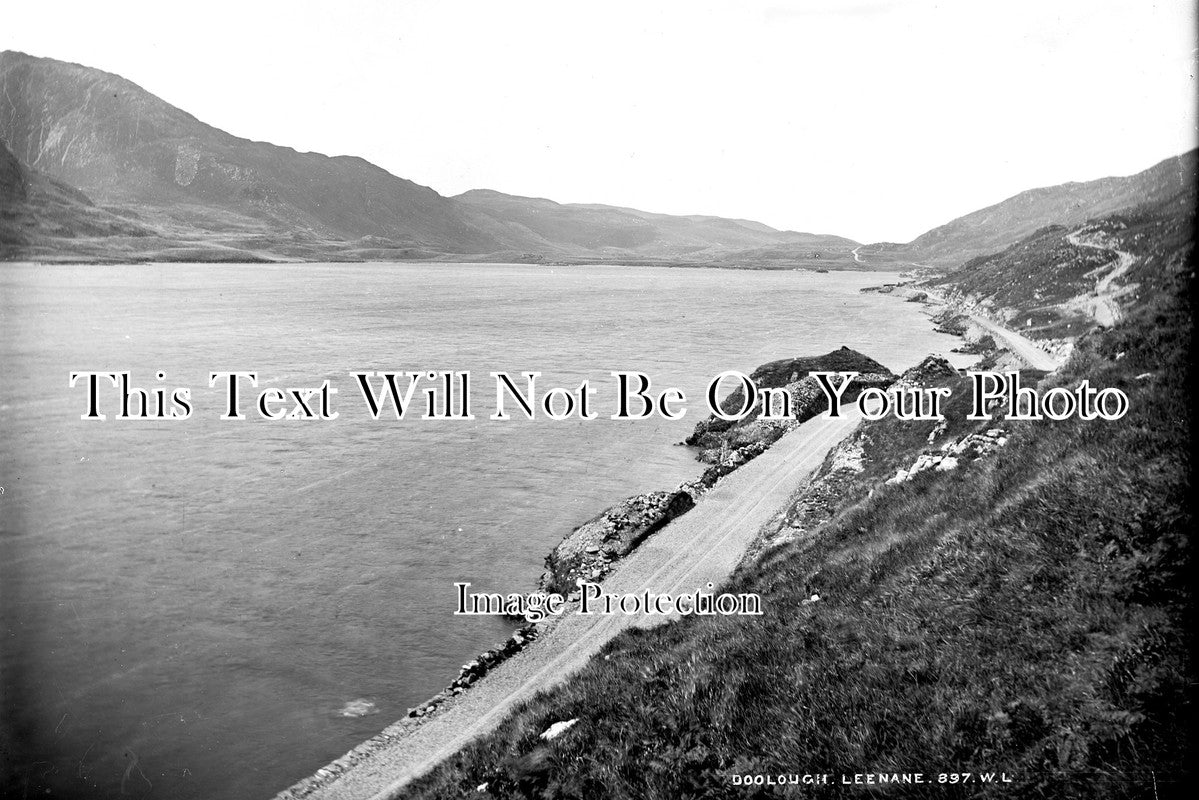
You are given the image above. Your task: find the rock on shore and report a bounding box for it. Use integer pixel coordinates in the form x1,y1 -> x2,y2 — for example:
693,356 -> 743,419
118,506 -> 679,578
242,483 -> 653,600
540,489 -> 696,595
538,347 -> 897,595
685,347 -> 896,463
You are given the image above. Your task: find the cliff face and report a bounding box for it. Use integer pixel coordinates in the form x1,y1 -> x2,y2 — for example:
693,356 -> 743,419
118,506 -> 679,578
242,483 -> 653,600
0,138 -> 26,206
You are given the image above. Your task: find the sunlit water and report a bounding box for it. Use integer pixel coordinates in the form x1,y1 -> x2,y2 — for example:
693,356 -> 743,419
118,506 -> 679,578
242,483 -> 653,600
1,262 -> 972,799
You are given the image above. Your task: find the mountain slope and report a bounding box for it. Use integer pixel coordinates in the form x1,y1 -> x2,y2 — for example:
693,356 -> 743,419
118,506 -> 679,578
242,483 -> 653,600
2,49 -> 1192,267
0,51 -> 859,265
0,138 -> 157,259
861,150 -> 1197,268
924,173 -> 1197,342
0,50 -> 503,255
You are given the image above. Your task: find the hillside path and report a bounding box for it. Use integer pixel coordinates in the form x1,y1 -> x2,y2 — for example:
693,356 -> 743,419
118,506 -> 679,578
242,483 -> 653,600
1066,231 -> 1137,326
279,406 -> 865,800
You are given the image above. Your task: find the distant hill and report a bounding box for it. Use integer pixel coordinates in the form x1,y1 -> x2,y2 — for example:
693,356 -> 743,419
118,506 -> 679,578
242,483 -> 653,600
456,189 -> 857,261
2,50 -> 1192,267
860,150 -> 1197,268
0,51 -> 856,265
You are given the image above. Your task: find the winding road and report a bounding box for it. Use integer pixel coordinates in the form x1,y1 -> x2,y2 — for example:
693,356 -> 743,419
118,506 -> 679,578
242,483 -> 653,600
278,406 -> 867,800
1066,231 -> 1137,327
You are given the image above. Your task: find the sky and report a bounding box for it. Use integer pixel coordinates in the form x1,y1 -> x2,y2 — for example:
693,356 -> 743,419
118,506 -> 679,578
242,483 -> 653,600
5,0 -> 1197,242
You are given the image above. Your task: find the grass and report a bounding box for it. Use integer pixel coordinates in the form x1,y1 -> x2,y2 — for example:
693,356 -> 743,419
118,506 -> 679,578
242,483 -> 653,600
401,203 -> 1194,799
924,226 -> 1113,341
928,225 -> 1117,308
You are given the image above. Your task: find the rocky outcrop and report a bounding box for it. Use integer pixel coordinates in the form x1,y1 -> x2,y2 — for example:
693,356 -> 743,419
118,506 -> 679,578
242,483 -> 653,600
685,347 -> 896,463
893,354 -> 958,387
540,489 -> 696,595
540,348 -> 897,594
886,427 -> 1009,484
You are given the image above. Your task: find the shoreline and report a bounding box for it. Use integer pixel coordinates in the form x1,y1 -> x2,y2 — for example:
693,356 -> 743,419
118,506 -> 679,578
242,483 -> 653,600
272,390 -> 796,799
274,295 -> 978,800
1,255 -> 889,272
278,400 -> 878,799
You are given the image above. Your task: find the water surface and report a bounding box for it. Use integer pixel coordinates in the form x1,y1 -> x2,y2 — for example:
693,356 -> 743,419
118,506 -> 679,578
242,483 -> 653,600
1,262 -> 970,799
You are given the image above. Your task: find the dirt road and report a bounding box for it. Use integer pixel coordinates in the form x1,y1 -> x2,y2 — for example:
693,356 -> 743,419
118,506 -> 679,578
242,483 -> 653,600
965,313 -> 1061,371
1066,231 -> 1137,327
281,406 -> 866,800
918,287 -> 1061,372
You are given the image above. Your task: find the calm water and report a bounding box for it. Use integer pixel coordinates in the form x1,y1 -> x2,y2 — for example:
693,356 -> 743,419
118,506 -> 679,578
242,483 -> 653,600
1,263 -> 970,799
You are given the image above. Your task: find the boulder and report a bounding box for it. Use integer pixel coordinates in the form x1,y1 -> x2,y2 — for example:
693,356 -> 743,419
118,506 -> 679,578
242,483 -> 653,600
895,354 -> 957,387
686,347 -> 897,462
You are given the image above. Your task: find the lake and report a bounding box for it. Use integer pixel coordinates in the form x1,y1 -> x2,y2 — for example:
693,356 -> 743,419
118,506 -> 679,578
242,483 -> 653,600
0,262 -> 971,799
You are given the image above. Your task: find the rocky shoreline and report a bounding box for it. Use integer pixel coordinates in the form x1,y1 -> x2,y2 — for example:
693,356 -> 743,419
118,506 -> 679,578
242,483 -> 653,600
275,347 -> 913,800
539,347 -> 898,594
277,320 -> 980,800
912,281 -> 1076,364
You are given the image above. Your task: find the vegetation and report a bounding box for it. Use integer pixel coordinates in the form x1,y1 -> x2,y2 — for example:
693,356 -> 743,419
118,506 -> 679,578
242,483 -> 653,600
403,198 -> 1194,799
926,226 -> 1109,340
873,150 -> 1197,268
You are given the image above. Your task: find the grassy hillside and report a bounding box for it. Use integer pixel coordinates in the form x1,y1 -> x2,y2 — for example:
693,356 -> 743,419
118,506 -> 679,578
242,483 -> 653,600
927,181 -> 1196,342
923,225 -> 1111,341
401,191 -> 1194,798
861,150 -> 1196,269
0,139 -> 159,259
931,225 -> 1114,307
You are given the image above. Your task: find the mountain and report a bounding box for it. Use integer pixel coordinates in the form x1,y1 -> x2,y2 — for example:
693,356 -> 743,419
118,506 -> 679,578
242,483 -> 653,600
2,50 -> 1192,268
859,150 -> 1197,268
0,50 -> 508,260
0,51 -> 855,265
